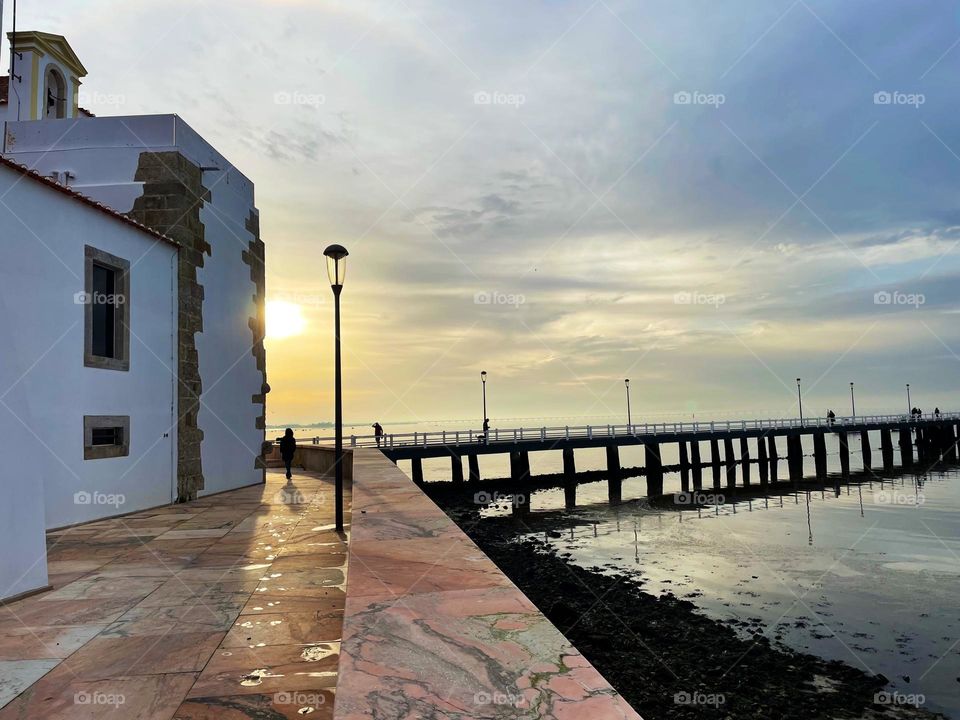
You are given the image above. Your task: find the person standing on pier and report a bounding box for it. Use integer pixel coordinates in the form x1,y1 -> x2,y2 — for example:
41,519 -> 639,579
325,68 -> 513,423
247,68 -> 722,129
483,417 -> 490,444
280,428 -> 297,481
372,422 -> 384,446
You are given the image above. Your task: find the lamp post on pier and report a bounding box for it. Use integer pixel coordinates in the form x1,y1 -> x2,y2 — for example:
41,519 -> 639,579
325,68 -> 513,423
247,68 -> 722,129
625,379 -> 632,429
323,243 -> 348,533
906,383 -> 912,418
796,377 -> 804,426
850,382 -> 856,419
480,371 -> 488,441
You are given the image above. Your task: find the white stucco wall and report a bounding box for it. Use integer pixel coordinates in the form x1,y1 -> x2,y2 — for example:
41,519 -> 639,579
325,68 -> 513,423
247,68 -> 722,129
0,164 -> 178,546
2,115 -> 265,498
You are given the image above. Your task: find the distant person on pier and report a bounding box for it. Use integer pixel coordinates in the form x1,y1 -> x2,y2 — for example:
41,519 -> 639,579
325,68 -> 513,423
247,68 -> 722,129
935,407 -> 941,419
372,422 -> 384,446
482,417 -> 490,445
280,428 -> 297,481
827,410 -> 836,426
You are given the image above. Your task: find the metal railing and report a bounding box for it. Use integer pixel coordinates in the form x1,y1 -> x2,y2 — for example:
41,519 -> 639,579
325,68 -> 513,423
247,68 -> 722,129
290,412 -> 959,450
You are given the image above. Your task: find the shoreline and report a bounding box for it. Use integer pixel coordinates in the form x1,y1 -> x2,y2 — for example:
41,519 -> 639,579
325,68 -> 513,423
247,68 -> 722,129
439,503 -> 945,719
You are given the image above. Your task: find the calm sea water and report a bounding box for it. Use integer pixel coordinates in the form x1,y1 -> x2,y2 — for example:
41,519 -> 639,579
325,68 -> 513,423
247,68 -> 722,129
412,430 -> 960,717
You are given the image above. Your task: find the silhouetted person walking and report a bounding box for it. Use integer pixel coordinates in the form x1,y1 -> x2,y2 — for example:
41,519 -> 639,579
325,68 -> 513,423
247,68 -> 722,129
280,428 -> 297,481
482,417 -> 490,444
372,422 -> 384,446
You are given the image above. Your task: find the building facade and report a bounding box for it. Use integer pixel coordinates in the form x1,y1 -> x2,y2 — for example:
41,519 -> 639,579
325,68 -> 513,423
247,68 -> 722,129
0,32 -> 267,600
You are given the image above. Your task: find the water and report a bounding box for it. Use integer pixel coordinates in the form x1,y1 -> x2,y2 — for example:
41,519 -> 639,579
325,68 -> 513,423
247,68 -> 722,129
418,431 -> 960,717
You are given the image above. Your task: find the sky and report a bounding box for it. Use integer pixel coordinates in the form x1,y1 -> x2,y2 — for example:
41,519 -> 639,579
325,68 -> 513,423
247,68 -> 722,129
9,0 -> 960,427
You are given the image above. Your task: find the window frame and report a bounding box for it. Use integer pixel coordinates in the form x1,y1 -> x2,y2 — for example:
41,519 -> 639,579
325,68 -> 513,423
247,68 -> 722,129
83,246 -> 130,371
83,415 -> 130,460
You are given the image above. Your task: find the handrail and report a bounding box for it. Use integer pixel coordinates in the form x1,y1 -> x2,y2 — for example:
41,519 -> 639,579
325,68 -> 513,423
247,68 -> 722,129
285,412 -> 960,450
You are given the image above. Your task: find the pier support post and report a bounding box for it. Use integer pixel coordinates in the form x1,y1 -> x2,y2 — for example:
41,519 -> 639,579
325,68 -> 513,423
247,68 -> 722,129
691,441 -> 703,490
724,437 -> 736,488
838,431 -> 850,478
468,454 -> 480,483
860,430 -> 872,470
916,427 -> 928,465
606,445 -> 623,504
679,442 -> 691,493
768,435 -> 779,483
814,431 -> 827,481
881,428 -> 894,471
740,437 -> 751,486
945,424 -> 958,463
450,453 -> 464,483
710,438 -> 722,489
788,433 -> 803,482
899,426 -> 913,467
645,442 -> 663,497
562,447 -> 576,509
757,435 -> 769,486
411,457 -> 424,486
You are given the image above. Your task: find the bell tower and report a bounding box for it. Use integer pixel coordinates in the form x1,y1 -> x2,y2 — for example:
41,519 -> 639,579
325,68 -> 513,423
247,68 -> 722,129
5,31 -> 86,121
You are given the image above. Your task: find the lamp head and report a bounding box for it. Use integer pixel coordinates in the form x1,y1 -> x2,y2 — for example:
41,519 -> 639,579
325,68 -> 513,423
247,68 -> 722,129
323,244 -> 349,288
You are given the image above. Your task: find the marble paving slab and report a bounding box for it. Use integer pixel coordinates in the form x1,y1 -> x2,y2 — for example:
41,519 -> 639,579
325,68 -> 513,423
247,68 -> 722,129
333,450 -> 642,720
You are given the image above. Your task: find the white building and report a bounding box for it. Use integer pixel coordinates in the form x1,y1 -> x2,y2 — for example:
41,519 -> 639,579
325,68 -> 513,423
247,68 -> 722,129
0,32 -> 268,601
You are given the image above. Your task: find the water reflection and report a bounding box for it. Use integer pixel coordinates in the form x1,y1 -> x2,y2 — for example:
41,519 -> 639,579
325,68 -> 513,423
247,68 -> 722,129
437,465 -> 960,717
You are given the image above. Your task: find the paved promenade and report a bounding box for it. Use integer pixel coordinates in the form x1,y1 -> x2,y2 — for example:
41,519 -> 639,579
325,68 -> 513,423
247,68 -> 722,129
334,450 -> 640,719
0,469 -> 346,719
0,451 -> 640,719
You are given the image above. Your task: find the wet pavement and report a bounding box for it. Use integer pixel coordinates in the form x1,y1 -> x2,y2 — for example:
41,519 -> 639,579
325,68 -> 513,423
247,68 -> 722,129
0,468 -> 347,719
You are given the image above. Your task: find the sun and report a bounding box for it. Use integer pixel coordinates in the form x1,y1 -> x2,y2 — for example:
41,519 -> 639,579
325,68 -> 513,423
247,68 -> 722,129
266,300 -> 307,339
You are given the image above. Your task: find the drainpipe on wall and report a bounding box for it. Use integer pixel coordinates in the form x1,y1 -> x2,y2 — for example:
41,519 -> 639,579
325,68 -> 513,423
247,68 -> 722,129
170,249 -> 178,504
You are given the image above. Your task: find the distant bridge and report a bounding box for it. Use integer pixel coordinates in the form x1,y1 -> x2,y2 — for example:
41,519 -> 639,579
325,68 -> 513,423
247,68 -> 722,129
304,412 -> 960,501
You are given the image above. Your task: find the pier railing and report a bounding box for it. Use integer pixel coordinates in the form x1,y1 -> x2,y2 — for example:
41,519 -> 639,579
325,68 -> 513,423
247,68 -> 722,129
291,412 -> 960,450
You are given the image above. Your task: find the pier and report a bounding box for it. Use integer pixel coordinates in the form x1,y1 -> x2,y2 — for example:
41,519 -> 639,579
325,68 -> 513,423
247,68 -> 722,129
316,413 -> 960,495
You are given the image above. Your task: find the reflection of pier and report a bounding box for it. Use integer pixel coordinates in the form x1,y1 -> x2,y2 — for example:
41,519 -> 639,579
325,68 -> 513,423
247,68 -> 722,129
368,414 -> 960,502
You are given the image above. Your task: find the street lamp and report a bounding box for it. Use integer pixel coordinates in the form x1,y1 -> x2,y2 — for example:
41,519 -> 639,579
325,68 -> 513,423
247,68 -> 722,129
625,378 -> 632,429
796,377 -> 803,425
480,371 -> 488,440
906,383 -> 912,418
323,243 -> 348,532
850,382 -> 856,419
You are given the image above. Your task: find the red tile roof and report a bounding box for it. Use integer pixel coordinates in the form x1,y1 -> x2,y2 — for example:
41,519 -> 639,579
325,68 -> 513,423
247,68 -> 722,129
0,156 -> 179,247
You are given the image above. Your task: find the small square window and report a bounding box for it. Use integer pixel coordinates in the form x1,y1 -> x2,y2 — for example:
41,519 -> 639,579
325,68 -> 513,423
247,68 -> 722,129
84,246 -> 130,371
84,416 -> 130,460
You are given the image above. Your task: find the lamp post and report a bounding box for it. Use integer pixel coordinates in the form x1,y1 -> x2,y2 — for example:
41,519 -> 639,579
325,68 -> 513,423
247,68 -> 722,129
480,371 -> 488,441
796,377 -> 803,426
323,244 -> 348,532
625,378 -> 632,429
850,382 -> 856,419
906,383 -> 911,417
